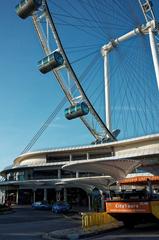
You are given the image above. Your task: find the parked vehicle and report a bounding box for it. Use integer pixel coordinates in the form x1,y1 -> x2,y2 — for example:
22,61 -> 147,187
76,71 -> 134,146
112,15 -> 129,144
32,200 -> 52,210
52,202 -> 71,213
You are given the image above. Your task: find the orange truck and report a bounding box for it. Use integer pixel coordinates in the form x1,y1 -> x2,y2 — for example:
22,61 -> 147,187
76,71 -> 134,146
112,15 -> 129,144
105,176 -> 159,228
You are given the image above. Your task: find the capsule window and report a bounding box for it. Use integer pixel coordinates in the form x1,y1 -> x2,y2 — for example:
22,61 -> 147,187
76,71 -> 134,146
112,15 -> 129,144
43,57 -> 49,64
76,104 -> 81,111
70,106 -> 75,114
49,53 -> 54,60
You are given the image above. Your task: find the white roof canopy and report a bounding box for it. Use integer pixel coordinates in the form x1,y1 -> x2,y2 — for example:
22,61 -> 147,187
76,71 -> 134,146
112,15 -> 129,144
63,157 -> 141,180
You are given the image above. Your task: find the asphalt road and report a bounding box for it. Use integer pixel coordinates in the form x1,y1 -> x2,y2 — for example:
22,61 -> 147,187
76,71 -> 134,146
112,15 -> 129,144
0,207 -> 80,240
1,207 -> 159,240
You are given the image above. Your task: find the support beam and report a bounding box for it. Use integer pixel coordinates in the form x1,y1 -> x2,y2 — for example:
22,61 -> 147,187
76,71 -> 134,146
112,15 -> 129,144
104,51 -> 111,130
149,27 -> 159,90
102,27 -> 141,53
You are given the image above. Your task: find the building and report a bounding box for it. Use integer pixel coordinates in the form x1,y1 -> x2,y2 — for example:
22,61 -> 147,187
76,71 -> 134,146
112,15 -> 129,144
0,133 -> 158,210
0,143 -> 114,210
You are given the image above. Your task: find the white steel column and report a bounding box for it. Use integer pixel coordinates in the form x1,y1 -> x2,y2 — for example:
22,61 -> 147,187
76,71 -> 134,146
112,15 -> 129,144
149,27 -> 159,90
104,51 -> 111,130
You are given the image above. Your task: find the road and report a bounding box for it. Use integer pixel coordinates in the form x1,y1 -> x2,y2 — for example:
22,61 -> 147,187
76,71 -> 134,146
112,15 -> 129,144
0,207 -> 80,240
1,207 -> 159,240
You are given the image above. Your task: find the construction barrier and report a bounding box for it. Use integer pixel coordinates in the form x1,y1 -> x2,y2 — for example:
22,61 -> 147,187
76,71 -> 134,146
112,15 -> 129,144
151,200 -> 159,220
81,211 -> 117,229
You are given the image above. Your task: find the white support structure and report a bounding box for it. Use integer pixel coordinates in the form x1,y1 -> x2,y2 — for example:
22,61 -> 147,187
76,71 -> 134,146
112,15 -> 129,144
149,27 -> 159,90
101,27 -> 142,130
103,51 -> 111,131
102,20 -> 159,130
138,1 -> 159,89
102,27 -> 141,54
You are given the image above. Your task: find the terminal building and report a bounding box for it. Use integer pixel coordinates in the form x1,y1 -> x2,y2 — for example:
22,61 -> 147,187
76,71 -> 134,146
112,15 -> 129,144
0,143 -> 114,210
0,134 -> 158,210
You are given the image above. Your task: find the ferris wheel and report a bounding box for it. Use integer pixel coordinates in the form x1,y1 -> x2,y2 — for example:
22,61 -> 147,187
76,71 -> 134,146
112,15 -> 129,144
15,0 -> 159,152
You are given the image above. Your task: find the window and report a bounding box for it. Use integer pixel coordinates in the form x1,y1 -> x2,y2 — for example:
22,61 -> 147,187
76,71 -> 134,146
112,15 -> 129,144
61,170 -> 76,178
46,155 -> 70,163
72,154 -> 86,161
89,151 -> 112,159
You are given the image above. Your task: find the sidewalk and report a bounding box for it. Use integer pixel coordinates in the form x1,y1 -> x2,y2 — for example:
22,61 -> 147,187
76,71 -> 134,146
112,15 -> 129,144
43,213 -> 123,240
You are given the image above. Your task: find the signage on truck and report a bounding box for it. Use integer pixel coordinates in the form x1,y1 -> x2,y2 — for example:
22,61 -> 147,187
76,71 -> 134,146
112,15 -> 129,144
106,201 -> 151,213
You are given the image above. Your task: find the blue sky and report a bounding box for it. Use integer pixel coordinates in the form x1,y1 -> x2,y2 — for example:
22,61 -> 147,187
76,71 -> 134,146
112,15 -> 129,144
0,1 -> 93,171
0,0 -> 159,171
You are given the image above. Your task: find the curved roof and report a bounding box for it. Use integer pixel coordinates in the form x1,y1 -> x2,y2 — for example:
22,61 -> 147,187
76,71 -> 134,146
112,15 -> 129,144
14,133 -> 159,165
0,176 -> 114,194
54,176 -> 114,193
63,157 -> 141,180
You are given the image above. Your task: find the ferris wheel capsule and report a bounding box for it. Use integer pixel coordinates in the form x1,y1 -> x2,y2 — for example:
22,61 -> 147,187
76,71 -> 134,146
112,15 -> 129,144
65,102 -> 89,120
38,51 -> 64,74
15,0 -> 42,19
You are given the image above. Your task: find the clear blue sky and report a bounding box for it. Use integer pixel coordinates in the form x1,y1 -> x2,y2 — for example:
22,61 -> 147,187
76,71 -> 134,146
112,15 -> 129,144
0,0 -> 159,171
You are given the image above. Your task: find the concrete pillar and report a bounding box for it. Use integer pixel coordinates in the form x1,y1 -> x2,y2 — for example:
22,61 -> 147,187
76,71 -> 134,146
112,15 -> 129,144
88,194 -> 91,211
87,152 -> 89,160
58,169 -> 61,179
16,190 -> 19,204
56,191 -> 61,202
100,191 -> 105,211
1,191 -> 5,204
70,154 -> 72,162
33,190 -> 36,203
64,188 -> 67,202
76,171 -> 79,178
44,189 -> 47,201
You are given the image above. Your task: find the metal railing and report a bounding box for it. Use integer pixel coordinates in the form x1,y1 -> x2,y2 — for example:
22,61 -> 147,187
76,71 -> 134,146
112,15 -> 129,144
81,212 -> 117,229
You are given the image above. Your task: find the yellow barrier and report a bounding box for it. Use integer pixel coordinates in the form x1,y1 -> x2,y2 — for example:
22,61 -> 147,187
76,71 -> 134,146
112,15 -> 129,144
81,212 -> 117,229
151,200 -> 159,220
